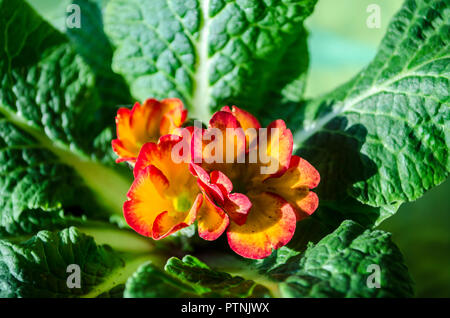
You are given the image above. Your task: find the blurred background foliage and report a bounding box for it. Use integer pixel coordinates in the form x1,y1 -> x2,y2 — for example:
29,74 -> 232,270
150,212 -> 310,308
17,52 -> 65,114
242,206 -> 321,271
27,0 -> 449,297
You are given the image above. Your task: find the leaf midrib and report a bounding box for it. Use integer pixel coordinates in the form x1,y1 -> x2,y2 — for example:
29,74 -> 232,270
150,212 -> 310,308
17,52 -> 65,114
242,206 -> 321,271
191,0 -> 212,122
294,0 -> 449,149
293,54 -> 450,149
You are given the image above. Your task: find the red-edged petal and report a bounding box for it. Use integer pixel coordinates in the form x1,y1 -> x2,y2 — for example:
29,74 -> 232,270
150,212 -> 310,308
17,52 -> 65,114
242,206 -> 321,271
264,119 -> 293,179
227,192 -> 296,259
189,163 -> 225,203
208,111 -> 246,164
111,139 -> 136,163
134,142 -> 158,177
123,166 -> 172,237
134,135 -> 183,177
197,195 -> 229,241
221,106 -> 261,130
113,107 -> 143,161
146,165 -> 170,198
221,106 -> 260,154
112,98 -> 187,163
209,110 -> 241,130
129,99 -> 162,141
296,191 -> 319,218
287,155 -> 320,188
210,170 -> 233,194
223,192 -> 252,225
152,193 -> 203,240
262,155 -> 320,220
160,98 -> 188,135
115,107 -> 132,141
123,201 -> 153,237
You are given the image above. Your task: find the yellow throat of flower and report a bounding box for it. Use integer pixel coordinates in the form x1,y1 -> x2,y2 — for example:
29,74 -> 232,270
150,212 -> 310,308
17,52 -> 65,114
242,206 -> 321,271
173,192 -> 193,212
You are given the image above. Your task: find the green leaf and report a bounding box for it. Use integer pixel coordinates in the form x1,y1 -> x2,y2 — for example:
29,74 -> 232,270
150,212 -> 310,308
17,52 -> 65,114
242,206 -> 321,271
64,0 -> 133,165
124,255 -> 270,298
0,227 -> 120,297
104,0 -> 317,121
292,0 -> 449,226
252,220 -> 413,297
65,0 -> 132,107
0,0 -> 131,237
281,221 -> 414,297
0,226 -> 163,297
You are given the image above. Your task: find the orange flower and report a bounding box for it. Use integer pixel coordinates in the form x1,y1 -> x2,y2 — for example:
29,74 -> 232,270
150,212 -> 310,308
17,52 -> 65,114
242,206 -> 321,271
112,98 -> 187,163
116,101 -> 319,260
189,106 -> 320,259
123,135 -> 202,239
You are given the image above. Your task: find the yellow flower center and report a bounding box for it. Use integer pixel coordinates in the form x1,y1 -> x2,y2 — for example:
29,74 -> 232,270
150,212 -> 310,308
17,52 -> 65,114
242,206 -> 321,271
173,193 -> 192,212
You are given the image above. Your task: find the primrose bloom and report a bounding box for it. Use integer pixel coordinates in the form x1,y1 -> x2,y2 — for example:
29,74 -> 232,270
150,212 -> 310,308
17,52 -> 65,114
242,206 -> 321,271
123,135 -> 203,239
189,106 -> 320,259
112,98 -> 187,163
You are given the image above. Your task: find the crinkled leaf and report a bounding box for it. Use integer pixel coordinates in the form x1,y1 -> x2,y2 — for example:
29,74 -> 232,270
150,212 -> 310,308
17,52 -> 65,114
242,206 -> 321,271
279,220 -> 414,297
65,0 -> 132,108
0,226 -> 162,298
247,220 -> 413,297
0,0 -> 131,237
291,0 -> 449,226
64,0 -> 133,164
0,227 -> 125,297
104,0 -> 317,121
124,255 -> 270,298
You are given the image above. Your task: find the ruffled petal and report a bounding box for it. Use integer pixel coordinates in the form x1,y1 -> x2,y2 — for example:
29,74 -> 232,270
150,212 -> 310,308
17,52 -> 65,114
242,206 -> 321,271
286,155 -> 321,188
130,99 -> 162,142
223,192 -> 252,225
134,135 -> 191,193
113,107 -> 142,161
111,139 -> 136,163
112,98 -> 187,163
160,98 -> 188,135
123,166 -> 172,237
189,163 -> 225,203
262,120 -> 293,179
152,193 -> 203,239
227,192 -> 296,259
221,106 -> 261,130
189,163 -> 251,224
210,170 -> 233,194
197,195 -> 229,241
207,111 -> 246,164
296,191 -> 319,218
263,155 -> 320,220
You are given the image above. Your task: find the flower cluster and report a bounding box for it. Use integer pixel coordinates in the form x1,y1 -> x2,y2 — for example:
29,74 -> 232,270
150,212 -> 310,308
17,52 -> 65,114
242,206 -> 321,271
112,98 -> 320,259
112,98 -> 187,163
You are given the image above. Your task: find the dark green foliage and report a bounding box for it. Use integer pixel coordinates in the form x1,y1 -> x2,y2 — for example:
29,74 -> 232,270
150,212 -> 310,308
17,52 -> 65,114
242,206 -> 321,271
0,0 -> 447,298
124,255 -> 270,298
0,227 -> 124,297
